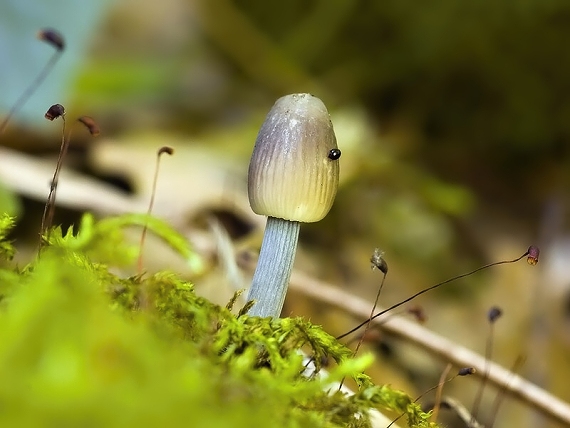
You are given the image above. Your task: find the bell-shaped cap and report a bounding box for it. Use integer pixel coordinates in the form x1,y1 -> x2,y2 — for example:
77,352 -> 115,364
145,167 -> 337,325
248,93 -> 340,222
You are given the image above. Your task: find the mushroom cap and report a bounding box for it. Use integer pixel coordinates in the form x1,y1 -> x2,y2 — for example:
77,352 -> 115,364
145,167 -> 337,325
248,93 -> 340,222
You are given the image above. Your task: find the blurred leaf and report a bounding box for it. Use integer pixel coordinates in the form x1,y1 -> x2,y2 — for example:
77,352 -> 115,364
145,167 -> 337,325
48,213 -> 205,273
74,59 -> 173,107
0,182 -> 21,218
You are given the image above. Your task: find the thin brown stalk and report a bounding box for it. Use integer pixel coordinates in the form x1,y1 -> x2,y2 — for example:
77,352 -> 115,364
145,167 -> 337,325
0,52 -> 62,134
432,363 -> 453,423
137,146 -> 173,274
39,115 -> 67,245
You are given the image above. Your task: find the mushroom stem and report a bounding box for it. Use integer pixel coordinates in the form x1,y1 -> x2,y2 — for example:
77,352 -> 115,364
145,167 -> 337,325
247,216 -> 300,317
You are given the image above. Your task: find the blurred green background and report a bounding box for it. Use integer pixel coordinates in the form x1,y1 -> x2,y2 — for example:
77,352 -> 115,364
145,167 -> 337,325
1,0 -> 570,427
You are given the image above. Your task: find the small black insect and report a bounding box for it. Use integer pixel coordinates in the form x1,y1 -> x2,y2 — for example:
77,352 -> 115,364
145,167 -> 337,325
328,149 -> 341,160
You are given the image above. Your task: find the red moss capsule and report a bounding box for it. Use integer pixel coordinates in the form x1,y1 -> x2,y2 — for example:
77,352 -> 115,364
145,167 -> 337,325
158,146 -> 174,156
44,104 -> 65,121
407,305 -> 427,324
77,116 -> 100,136
527,245 -> 540,265
488,306 -> 503,323
37,28 -> 65,51
458,367 -> 476,376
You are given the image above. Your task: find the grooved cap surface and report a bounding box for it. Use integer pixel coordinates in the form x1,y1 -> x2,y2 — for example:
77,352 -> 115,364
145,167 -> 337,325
248,94 -> 340,222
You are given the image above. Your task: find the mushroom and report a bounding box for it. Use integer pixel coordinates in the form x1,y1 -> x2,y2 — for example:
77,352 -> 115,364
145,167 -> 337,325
246,93 -> 340,317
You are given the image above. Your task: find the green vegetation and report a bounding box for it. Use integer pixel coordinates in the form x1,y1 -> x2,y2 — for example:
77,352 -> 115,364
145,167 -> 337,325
0,213 -> 436,427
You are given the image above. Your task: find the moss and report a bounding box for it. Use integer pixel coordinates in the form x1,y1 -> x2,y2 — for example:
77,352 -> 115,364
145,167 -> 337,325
0,213 -> 438,427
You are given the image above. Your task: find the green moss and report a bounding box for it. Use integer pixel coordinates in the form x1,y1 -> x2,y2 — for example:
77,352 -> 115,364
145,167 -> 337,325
0,213 -> 437,427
